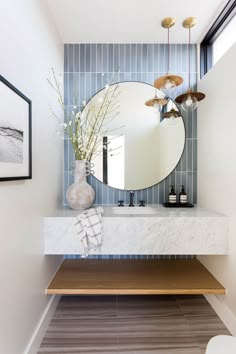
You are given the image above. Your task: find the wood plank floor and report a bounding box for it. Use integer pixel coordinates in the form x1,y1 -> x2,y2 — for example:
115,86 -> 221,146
38,295 -> 230,353
47,259 -> 225,295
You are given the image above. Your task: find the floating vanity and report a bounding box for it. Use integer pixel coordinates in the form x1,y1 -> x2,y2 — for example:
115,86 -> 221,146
44,205 -> 229,255
45,205 -> 228,295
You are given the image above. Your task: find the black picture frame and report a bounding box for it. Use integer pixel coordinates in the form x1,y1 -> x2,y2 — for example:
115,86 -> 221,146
0,75 -> 32,181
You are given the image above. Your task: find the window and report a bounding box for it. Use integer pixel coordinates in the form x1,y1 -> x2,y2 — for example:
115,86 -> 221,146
213,14 -> 236,64
200,0 -> 236,77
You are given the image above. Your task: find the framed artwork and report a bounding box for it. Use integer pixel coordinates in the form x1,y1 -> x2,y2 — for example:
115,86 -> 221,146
0,75 -> 32,181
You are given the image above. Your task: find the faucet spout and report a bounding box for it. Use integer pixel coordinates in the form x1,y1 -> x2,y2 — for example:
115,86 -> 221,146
129,191 -> 134,207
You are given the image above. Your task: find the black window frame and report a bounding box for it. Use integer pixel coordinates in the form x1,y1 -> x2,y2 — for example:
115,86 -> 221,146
200,0 -> 236,78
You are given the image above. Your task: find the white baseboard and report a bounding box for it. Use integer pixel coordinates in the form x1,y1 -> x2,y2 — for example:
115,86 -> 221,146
24,295 -> 61,354
205,294 -> 236,336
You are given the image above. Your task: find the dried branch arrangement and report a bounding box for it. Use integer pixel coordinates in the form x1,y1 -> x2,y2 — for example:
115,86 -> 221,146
48,68 -> 121,161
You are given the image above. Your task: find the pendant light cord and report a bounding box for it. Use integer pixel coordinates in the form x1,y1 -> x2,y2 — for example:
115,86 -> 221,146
188,27 -> 191,90
167,27 -> 170,74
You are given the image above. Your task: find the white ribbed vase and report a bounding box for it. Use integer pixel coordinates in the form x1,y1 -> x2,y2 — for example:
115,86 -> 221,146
66,160 -> 95,210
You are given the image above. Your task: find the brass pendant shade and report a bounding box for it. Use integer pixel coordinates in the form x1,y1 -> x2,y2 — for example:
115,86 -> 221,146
162,108 -> 181,118
175,90 -> 205,104
154,74 -> 183,90
145,97 -> 167,107
175,17 -> 205,111
154,17 -> 183,91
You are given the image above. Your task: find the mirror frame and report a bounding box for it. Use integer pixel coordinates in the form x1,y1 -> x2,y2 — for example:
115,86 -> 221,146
84,81 -> 186,191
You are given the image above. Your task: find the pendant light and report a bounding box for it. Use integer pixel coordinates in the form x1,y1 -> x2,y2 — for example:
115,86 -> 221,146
145,93 -> 167,112
145,91 -> 167,124
162,108 -> 181,119
154,17 -> 183,93
175,17 -> 205,111
162,108 -> 181,126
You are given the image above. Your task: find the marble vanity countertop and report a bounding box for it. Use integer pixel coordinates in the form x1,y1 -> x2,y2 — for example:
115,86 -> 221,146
44,205 -> 229,255
46,204 -> 226,218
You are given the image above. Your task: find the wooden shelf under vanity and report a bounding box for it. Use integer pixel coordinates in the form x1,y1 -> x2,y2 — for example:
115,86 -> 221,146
46,259 -> 225,295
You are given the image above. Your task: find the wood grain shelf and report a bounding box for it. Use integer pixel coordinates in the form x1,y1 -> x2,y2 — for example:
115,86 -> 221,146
46,259 -> 225,295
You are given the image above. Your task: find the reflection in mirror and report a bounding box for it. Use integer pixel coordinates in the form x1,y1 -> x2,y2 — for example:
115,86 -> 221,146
84,82 -> 185,190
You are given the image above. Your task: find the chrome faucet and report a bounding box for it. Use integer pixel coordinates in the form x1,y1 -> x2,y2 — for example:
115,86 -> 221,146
129,191 -> 134,207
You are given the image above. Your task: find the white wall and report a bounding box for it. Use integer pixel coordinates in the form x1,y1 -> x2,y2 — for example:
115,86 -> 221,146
198,43 -> 236,335
0,1 -> 63,353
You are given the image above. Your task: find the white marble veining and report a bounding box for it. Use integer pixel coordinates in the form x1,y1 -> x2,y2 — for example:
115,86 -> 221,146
111,206 -> 158,215
44,205 -> 229,255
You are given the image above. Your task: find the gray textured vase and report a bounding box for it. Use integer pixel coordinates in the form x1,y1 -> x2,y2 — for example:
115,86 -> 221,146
66,160 -> 95,210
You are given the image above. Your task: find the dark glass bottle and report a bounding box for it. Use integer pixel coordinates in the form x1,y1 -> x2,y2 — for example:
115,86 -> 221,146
179,185 -> 187,204
169,185 -> 177,204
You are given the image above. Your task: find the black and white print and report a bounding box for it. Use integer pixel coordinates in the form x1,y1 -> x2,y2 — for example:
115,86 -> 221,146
0,120 -> 24,163
0,75 -> 32,181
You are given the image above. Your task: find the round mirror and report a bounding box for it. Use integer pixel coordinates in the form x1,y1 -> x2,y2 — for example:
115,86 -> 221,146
84,82 -> 185,190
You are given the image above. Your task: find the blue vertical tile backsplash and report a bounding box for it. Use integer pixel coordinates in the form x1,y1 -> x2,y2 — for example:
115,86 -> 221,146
63,43 -> 198,206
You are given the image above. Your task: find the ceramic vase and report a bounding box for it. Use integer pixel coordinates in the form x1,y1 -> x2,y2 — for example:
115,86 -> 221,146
66,160 -> 95,210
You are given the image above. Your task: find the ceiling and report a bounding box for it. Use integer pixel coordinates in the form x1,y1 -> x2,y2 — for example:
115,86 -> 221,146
46,0 -> 228,43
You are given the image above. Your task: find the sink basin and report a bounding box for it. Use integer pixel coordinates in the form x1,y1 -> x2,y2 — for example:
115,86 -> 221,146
112,207 -> 157,215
